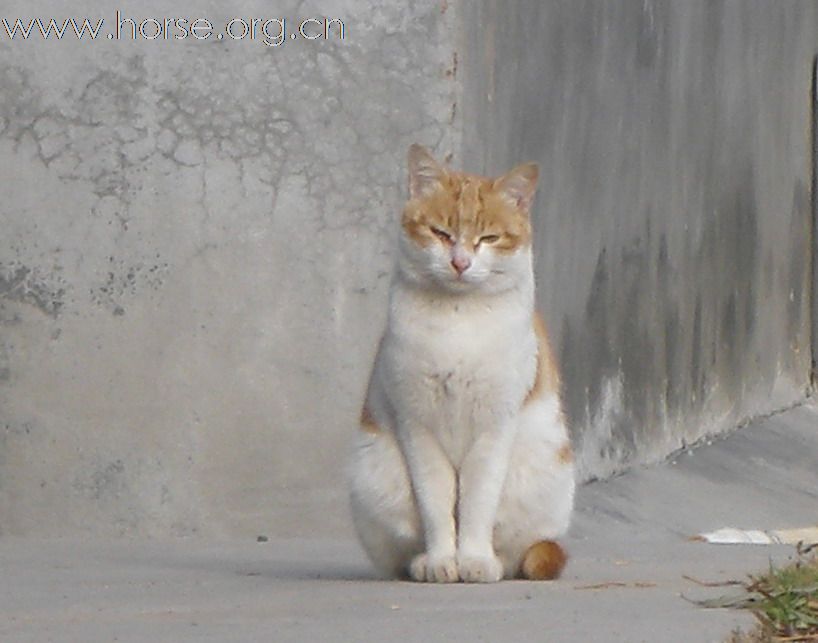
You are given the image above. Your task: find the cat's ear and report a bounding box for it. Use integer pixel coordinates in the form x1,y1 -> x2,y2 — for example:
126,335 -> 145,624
494,163 -> 539,212
408,144 -> 447,199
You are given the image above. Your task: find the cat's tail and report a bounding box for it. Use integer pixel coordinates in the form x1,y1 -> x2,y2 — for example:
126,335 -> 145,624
520,540 -> 567,580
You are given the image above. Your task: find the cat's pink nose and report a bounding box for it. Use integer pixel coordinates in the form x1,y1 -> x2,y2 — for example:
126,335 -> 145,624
451,255 -> 471,275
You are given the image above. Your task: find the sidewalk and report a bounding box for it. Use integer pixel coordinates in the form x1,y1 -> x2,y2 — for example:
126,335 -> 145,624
2,404 -> 817,642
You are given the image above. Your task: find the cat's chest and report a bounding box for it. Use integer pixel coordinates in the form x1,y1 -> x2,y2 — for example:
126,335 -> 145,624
386,294 -> 535,404
379,289 -> 537,463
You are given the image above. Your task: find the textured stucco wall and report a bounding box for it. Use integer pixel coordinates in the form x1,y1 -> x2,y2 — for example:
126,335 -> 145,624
0,1 -> 815,539
460,0 -> 816,480
0,0 -> 460,537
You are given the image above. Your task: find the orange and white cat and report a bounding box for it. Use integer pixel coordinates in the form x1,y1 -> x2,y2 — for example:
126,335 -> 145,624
349,145 -> 575,583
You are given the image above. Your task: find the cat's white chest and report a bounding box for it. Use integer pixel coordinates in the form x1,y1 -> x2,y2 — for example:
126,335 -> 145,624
382,286 -> 536,464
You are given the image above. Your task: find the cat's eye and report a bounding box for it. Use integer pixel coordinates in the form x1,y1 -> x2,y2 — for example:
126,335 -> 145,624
478,234 -> 501,245
430,226 -> 453,243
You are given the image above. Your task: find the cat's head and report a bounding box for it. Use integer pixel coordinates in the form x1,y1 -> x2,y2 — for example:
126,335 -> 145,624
398,144 -> 538,295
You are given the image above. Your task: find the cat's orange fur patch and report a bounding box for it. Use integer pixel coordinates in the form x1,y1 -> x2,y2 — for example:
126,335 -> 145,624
402,171 -> 532,253
557,441 -> 574,465
524,312 -> 561,406
521,540 -> 567,580
360,405 -> 380,434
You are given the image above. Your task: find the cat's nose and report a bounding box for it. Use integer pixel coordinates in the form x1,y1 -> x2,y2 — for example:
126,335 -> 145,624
451,254 -> 471,275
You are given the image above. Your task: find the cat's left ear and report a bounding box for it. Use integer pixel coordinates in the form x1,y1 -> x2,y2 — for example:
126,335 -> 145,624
408,144 -> 447,199
494,163 -> 539,212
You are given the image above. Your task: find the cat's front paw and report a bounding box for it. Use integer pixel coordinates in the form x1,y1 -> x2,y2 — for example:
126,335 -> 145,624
457,552 -> 503,583
409,553 -> 459,583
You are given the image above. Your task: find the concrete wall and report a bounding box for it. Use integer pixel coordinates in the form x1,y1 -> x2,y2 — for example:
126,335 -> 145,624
460,0 -> 817,480
0,1 -> 815,538
0,0 -> 460,537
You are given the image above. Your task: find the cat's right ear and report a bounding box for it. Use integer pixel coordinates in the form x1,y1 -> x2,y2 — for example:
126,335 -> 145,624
408,144 -> 446,199
494,162 -> 539,212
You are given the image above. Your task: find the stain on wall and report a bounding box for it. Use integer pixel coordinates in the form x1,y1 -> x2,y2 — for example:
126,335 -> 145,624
460,0 -> 815,480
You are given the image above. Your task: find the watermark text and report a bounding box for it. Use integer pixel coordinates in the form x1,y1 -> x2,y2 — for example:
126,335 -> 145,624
1,13 -> 345,46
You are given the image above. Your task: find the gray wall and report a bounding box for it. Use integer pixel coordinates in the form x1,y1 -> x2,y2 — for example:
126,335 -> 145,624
0,1 -> 815,538
460,0 -> 817,480
0,0 -> 460,537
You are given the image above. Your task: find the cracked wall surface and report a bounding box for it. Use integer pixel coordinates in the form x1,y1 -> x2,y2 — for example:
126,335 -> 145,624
0,0 -> 460,537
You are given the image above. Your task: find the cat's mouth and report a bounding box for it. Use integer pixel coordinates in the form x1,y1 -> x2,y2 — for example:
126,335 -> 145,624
434,271 -> 477,292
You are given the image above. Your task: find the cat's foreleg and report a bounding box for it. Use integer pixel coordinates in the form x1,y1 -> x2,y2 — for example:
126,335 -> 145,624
456,423 -> 515,583
396,424 -> 459,583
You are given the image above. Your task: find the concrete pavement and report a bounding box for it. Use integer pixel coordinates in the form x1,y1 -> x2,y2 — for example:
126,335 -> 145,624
2,403 -> 817,642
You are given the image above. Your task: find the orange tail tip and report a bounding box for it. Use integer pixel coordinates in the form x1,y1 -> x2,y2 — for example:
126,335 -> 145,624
521,540 -> 567,580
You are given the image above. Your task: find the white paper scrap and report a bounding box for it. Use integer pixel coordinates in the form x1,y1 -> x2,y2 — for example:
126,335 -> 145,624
696,526 -> 818,545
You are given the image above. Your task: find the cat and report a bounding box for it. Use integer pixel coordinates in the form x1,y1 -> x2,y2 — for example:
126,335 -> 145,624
348,144 -> 575,583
